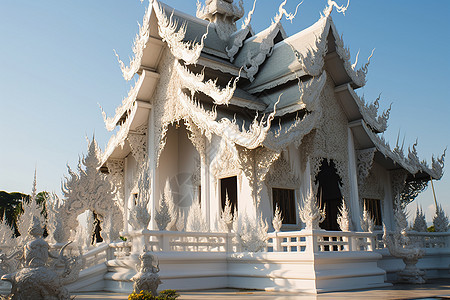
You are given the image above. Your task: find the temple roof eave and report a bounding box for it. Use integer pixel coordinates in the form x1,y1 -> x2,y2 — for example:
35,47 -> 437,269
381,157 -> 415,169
351,120 -> 445,180
103,70 -> 160,131
101,99 -> 151,167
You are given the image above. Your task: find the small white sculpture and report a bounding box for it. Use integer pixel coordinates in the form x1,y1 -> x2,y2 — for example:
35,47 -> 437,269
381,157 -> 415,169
433,203 -> 449,232
272,204 -> 283,232
360,202 -> 374,232
234,213 -> 268,252
131,251 -> 161,296
298,182 -> 325,230
337,198 -> 351,231
383,226 -> 426,284
412,206 -> 427,232
220,192 -> 234,233
155,192 -> 171,231
186,200 -> 208,232
1,217 -> 80,299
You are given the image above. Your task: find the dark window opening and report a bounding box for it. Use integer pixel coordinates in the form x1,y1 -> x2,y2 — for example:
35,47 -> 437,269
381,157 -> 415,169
220,176 -> 237,215
363,198 -> 382,226
315,159 -> 342,231
91,211 -> 103,244
272,188 -> 296,225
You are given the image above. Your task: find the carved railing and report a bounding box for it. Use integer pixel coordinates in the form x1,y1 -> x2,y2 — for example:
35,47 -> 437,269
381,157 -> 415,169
126,230 -> 236,253
95,230 -> 450,260
266,230 -> 378,253
80,243 -> 111,270
374,231 -> 450,250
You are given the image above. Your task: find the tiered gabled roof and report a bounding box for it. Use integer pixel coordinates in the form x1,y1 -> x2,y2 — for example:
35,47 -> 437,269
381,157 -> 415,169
101,0 -> 444,180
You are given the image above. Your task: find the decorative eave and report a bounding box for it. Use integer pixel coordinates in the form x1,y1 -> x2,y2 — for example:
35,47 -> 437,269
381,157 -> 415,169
244,15 -> 373,94
335,83 -> 390,133
101,99 -> 151,166
350,120 -> 445,180
102,70 -> 160,131
262,71 -> 327,117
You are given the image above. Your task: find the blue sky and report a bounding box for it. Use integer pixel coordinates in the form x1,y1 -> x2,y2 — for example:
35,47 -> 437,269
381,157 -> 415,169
0,0 -> 448,223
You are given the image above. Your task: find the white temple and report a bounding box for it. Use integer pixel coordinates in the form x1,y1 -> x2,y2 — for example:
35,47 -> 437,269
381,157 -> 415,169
1,0 -> 449,296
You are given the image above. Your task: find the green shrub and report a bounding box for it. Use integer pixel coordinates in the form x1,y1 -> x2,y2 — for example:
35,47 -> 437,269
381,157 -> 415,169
128,290 -> 180,300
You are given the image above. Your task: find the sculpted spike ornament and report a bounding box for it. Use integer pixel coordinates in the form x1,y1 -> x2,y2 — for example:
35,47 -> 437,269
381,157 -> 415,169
412,206 -> 427,232
226,0 -> 256,62
433,203 -> 449,232
62,138 -> 123,242
196,0 -> 244,41
129,160 -> 151,231
272,204 -> 283,232
115,7 -> 151,81
175,61 -> 239,105
337,198 -> 352,232
155,1 -> 208,65
233,213 -> 268,252
298,180 -> 326,230
186,199 -> 208,232
360,202 -> 375,232
220,192 -> 234,233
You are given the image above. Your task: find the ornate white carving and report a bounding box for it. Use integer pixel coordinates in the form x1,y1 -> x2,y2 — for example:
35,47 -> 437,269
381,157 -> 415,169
412,206 -> 427,232
114,7 -> 151,81
433,203 -> 449,232
350,88 -> 391,133
265,154 -> 300,189
236,145 -> 281,208
362,122 -> 445,179
196,0 -> 244,41
383,225 -> 426,284
360,202 -> 375,232
131,251 -> 161,296
155,1 -> 208,65
155,191 -> 171,231
175,61 -> 239,105
272,204 -> 283,232
128,124 -> 148,167
62,138 -> 123,242
384,201 -> 426,284
219,192 -> 234,233
101,75 -> 144,131
186,199 -> 208,232
1,218 -> 80,299
356,148 -> 375,186
129,161 -> 151,231
211,138 -> 240,179
106,159 -> 125,213
298,180 -> 326,230
233,213 -> 268,252
226,0 -> 255,62
337,198 -> 352,231
177,90 -> 277,149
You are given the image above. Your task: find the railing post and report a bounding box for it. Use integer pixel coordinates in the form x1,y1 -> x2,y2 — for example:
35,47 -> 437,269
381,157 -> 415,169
226,233 -> 234,253
305,230 -> 318,254
273,232 -> 281,252
159,231 -> 170,252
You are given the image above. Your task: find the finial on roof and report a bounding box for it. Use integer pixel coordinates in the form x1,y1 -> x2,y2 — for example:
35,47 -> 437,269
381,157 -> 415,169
196,0 -> 244,41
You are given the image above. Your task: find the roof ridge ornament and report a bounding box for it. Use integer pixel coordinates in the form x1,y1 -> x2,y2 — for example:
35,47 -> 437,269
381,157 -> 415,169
273,0 -> 303,24
196,0 -> 244,41
322,0 -> 350,18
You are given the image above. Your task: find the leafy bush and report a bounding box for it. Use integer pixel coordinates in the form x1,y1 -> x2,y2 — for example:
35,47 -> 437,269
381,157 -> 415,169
128,290 -> 180,300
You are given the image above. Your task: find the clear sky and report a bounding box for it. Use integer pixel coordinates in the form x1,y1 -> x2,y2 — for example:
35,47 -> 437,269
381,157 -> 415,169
0,0 -> 448,223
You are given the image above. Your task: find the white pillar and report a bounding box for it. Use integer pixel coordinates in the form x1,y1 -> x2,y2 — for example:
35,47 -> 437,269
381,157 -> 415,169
201,139 -> 210,229
148,106 -> 157,230
347,127 -> 362,231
